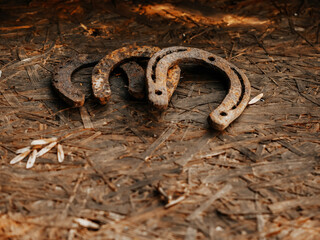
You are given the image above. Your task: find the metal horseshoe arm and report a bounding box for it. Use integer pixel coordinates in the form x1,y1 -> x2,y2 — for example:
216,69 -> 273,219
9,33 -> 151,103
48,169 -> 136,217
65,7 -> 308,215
52,54 -> 146,106
91,46 -> 181,105
146,47 -> 251,131
52,54 -> 101,107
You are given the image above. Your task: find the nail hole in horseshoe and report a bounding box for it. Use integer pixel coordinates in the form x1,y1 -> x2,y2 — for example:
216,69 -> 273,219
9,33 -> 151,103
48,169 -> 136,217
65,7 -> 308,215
232,105 -> 236,110
208,56 -> 215,61
220,111 -> 227,116
155,90 -> 163,95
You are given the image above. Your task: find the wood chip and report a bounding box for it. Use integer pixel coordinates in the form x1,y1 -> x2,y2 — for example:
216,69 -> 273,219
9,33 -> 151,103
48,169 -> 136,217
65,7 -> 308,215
187,184 -> 233,220
0,82 -> 22,107
268,195 -> 320,213
175,131 -> 218,166
141,125 -> 177,161
185,227 -> 197,240
80,106 -> 94,129
78,131 -> 102,145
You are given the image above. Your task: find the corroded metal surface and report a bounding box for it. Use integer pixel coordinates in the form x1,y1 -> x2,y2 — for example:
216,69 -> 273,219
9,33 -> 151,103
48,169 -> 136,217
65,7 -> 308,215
92,45 -> 181,105
52,54 -> 101,107
52,53 -> 163,106
146,46 -> 251,131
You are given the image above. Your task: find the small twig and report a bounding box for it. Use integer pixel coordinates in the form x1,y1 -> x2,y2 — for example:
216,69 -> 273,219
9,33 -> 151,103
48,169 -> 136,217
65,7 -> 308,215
187,184 -> 233,220
162,9 -> 200,27
188,27 -> 214,42
246,57 -> 279,86
79,106 -> 94,129
62,164 -> 87,217
85,154 -> 117,191
165,195 -> 186,208
251,34 -> 273,61
141,125 -> 177,161
175,131 -> 219,166
0,41 -> 55,72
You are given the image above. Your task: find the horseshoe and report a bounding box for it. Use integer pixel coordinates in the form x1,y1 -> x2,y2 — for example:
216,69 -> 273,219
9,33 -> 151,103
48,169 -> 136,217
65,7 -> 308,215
146,46 -> 251,131
52,54 -> 159,106
52,54 -> 101,107
92,45 -> 181,105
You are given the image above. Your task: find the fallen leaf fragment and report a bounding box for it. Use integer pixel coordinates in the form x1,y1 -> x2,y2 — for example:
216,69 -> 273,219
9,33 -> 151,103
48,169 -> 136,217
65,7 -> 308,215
31,137 -> 58,146
36,141 -> 57,157
26,149 -> 37,169
249,93 -> 263,105
57,144 -> 64,163
10,150 -> 31,164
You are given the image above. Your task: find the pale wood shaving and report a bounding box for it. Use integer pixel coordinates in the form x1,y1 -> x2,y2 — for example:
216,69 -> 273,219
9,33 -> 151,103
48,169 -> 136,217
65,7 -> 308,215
26,149 -> 38,169
36,142 -> 57,157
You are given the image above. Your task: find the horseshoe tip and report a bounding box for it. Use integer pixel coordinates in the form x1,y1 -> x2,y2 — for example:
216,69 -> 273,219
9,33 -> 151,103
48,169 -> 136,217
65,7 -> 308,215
207,116 -> 228,131
148,96 -> 168,110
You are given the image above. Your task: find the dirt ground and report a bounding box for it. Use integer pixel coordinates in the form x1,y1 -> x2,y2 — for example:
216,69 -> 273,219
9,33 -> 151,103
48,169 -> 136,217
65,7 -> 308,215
0,0 -> 320,239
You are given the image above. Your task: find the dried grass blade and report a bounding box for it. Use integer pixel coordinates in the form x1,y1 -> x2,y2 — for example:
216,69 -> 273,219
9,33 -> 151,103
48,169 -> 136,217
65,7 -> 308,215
36,141 -> 57,157
10,150 -> 31,164
57,144 -> 65,163
26,149 -> 38,169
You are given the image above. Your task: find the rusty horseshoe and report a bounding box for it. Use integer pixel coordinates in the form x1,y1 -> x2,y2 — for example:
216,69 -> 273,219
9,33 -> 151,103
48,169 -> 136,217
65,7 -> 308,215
52,54 -> 101,107
146,46 -> 251,131
52,54 -> 156,106
92,45 -> 181,106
